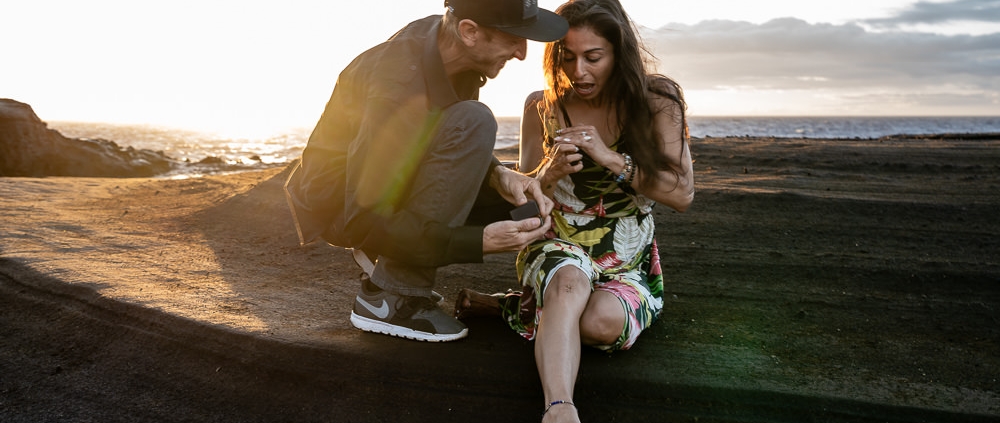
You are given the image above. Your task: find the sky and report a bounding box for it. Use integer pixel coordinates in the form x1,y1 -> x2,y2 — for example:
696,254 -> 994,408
2,0 -> 998,136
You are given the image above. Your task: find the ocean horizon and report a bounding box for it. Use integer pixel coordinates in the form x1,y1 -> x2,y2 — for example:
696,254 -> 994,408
498,115 -> 1000,151
49,115 -> 1000,176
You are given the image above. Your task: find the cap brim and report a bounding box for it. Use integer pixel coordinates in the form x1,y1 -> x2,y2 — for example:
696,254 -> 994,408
495,9 -> 568,42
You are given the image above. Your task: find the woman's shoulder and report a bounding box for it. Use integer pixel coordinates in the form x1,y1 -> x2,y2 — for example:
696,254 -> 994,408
522,90 -> 551,123
644,75 -> 685,110
645,75 -> 682,98
523,90 -> 545,109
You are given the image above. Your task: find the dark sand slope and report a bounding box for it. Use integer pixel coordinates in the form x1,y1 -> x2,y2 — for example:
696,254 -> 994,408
1,135 -> 998,422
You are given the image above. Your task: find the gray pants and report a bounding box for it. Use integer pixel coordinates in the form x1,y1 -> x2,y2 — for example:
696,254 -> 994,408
370,100 -> 509,297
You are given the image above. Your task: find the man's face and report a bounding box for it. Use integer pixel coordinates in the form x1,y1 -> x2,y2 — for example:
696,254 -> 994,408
469,28 -> 527,79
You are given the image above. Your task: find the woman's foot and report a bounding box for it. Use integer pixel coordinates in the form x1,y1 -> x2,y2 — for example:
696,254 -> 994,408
453,288 -> 506,319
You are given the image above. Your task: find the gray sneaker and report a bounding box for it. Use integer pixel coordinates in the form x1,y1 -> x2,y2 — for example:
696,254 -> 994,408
350,279 -> 468,342
351,249 -> 444,303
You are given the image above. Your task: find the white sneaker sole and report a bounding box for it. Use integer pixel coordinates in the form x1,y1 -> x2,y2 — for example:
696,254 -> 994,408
350,312 -> 468,342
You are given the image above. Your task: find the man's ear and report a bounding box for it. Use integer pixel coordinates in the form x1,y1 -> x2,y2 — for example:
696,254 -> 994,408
457,19 -> 480,47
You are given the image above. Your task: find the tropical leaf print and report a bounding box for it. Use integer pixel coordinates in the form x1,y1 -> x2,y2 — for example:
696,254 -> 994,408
569,226 -> 612,248
563,212 -> 595,227
593,252 -> 624,270
554,177 -> 585,212
613,217 -> 643,264
632,194 -> 656,214
505,108 -> 669,351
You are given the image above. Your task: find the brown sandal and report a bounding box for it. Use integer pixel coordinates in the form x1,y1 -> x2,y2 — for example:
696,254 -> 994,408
454,289 -> 508,319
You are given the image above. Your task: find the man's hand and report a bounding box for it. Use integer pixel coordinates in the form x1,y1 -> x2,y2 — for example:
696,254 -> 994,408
482,215 -> 551,254
490,165 -> 554,216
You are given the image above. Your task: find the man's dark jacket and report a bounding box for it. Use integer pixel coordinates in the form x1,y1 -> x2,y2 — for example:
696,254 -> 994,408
285,15 -> 496,268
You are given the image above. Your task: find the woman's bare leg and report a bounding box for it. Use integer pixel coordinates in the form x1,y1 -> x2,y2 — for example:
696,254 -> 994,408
535,267 -> 590,423
579,291 -> 628,347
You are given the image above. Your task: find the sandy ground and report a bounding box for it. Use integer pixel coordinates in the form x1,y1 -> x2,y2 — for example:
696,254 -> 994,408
1,135 -> 998,422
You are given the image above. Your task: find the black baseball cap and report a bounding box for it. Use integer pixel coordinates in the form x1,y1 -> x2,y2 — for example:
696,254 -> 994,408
445,0 -> 568,42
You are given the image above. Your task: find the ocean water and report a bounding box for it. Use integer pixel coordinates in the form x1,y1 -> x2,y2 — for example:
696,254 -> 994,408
50,116 -> 999,173
497,116 -> 1000,149
50,121 -> 311,167
686,116 -> 1000,140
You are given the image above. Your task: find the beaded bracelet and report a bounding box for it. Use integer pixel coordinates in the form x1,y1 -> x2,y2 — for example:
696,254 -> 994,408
614,153 -> 633,184
625,156 -> 636,185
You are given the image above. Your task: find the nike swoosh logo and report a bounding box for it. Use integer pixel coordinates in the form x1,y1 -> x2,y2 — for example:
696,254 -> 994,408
359,298 -> 390,319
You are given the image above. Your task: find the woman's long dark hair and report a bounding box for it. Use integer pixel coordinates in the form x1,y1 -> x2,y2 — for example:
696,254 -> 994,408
541,0 -> 687,189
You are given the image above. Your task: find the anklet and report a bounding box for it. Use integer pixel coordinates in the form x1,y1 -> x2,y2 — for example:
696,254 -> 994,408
543,400 -> 575,415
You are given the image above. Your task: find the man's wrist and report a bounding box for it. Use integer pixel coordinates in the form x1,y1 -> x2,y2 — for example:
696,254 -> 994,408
488,162 -> 505,189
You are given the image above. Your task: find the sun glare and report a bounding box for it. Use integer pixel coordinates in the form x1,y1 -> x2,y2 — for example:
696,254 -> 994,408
3,0 -> 995,135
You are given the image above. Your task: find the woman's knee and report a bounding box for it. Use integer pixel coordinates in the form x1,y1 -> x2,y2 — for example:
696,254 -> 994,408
543,267 -> 591,303
579,294 -> 627,345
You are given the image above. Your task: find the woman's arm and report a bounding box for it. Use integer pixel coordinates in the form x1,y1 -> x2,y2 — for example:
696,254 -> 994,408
519,91 -> 547,176
554,90 -> 694,212
520,91 -> 584,198
631,93 -> 694,212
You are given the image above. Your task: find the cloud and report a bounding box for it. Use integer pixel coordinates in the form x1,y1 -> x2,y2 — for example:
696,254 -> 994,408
640,17 -> 1000,114
865,0 -> 1000,28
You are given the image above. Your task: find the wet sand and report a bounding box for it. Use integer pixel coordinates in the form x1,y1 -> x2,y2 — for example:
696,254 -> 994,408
1,135 -> 998,422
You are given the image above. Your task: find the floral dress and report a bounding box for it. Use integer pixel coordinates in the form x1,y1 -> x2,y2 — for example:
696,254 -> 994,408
499,110 -> 665,351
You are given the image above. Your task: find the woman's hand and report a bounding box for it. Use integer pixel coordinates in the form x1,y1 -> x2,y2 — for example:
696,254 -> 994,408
535,141 -> 584,194
553,125 -> 619,170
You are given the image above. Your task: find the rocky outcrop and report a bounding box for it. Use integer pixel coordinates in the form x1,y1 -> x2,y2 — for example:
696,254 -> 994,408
0,99 -> 175,177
